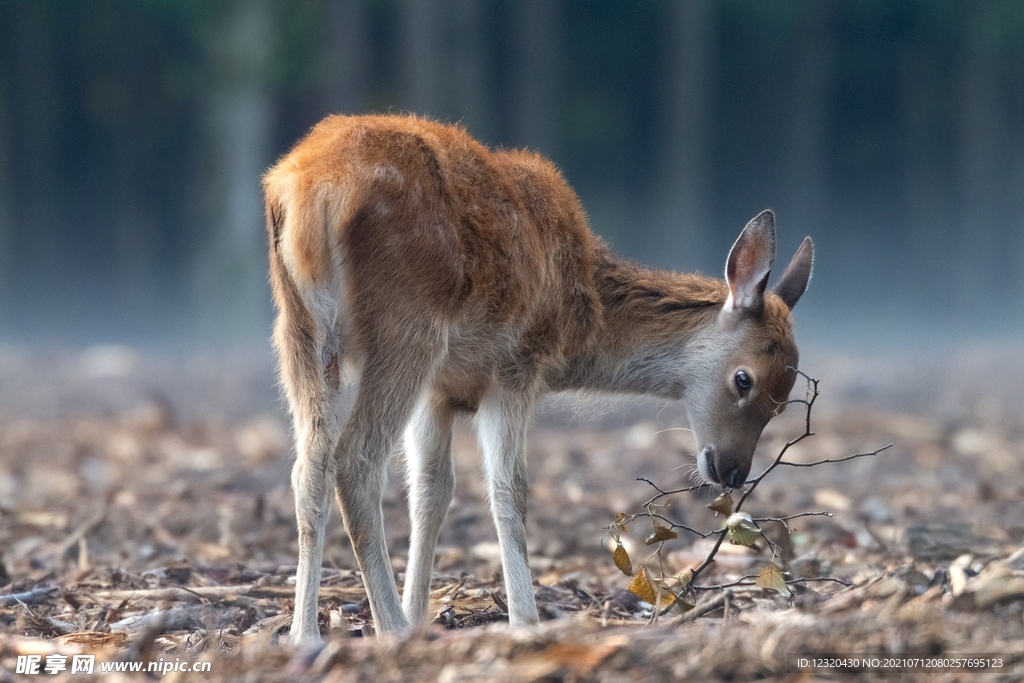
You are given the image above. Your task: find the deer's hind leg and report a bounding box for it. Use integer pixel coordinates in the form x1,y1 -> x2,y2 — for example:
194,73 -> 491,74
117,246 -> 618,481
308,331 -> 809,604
332,314 -> 445,634
271,258 -> 346,645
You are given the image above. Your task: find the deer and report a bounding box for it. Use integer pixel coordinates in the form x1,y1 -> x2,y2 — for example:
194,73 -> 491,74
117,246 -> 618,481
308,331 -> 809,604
263,114 -> 813,643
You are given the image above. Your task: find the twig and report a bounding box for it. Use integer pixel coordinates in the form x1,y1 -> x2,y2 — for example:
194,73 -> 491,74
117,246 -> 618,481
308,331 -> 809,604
734,373 -> 820,513
635,477 -> 705,500
77,585 -> 367,604
778,444 -> 893,468
693,575 -> 852,591
752,511 -> 834,523
689,532 -> 728,581
674,589 -> 731,624
0,586 -> 59,606
613,372 -> 890,613
789,576 -> 852,587
644,512 -> 714,539
110,607 -> 199,633
691,575 -> 758,591
690,373 -> 821,582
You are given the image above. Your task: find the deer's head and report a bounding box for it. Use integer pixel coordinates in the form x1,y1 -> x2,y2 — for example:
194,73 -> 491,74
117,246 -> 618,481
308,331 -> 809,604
689,210 -> 813,488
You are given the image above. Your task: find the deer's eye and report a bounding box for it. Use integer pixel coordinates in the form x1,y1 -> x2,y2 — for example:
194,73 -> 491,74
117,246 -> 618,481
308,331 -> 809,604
734,370 -> 753,394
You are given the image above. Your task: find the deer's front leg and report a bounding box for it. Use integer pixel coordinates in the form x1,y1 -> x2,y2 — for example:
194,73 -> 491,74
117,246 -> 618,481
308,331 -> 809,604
475,389 -> 540,627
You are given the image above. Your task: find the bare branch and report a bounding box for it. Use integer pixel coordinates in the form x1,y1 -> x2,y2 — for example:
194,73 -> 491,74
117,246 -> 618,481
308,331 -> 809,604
751,511 -> 834,523
692,575 -> 758,591
675,589 -> 730,624
636,476 -> 669,495
788,576 -> 852,587
689,532 -> 727,581
692,575 -> 852,591
0,586 -> 59,606
779,444 -> 893,468
612,372 -> 888,611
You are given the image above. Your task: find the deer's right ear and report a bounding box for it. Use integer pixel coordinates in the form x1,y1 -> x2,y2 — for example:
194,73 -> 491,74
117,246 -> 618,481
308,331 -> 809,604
725,210 -> 776,312
772,236 -> 814,310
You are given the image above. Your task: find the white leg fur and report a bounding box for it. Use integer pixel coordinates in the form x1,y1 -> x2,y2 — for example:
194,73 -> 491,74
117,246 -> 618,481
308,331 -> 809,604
401,395 -> 456,626
475,390 -> 540,627
332,337 -> 440,634
281,290 -> 343,645
289,415 -> 338,644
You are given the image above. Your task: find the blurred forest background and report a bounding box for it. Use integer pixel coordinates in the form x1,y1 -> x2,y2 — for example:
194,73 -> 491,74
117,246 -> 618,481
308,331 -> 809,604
0,0 -> 1022,347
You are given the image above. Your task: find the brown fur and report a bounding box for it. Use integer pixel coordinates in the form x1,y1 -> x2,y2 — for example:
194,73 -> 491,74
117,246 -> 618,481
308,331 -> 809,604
265,114 -> 799,407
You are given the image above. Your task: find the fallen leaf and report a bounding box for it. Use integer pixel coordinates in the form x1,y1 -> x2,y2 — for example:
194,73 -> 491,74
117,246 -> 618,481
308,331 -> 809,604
628,566 -> 656,603
756,564 -> 792,597
612,544 -> 633,576
627,567 -> 675,607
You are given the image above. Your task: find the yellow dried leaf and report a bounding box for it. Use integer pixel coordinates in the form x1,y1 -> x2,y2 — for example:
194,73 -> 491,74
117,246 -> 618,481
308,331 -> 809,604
707,492 -> 734,516
612,544 -> 633,576
628,566 -> 656,603
627,567 -> 676,607
655,582 -> 676,608
756,564 -> 792,597
645,523 -> 679,545
726,512 -> 759,547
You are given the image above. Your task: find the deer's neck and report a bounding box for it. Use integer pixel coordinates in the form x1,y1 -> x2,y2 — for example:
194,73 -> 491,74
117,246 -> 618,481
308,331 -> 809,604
548,253 -> 728,399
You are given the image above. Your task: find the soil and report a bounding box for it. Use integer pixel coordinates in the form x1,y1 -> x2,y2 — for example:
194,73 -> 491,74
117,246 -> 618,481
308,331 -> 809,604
0,343 -> 1022,682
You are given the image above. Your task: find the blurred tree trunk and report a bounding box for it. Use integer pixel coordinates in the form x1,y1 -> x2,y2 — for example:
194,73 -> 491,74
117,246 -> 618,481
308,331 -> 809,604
11,4 -> 61,310
112,130 -> 154,326
786,1 -> 834,252
900,46 -> 952,311
510,0 -> 561,156
324,0 -> 369,114
956,1 -> 1002,317
0,65 -> 10,319
112,21 -> 154,326
399,0 -> 444,117
194,0 -> 275,343
652,0 -> 716,271
450,0 -> 496,143
1013,60 -> 1024,310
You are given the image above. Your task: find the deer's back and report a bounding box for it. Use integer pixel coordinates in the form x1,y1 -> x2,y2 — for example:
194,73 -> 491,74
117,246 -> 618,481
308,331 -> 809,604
264,115 -> 603,396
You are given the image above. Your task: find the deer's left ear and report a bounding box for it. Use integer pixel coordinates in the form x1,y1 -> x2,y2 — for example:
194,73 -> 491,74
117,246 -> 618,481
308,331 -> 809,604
725,210 -> 776,312
772,236 -> 814,310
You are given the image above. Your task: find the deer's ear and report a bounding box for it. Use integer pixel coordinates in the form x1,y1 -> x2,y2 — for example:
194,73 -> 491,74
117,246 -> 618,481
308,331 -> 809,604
773,236 -> 814,310
725,210 -> 776,312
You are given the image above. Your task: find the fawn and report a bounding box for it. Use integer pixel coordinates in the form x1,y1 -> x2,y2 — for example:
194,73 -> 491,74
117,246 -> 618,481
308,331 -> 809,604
263,114 -> 813,642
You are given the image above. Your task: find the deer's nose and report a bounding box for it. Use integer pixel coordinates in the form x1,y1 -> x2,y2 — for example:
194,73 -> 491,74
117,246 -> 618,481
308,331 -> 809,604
717,452 -> 751,488
722,465 -> 746,488
701,446 -> 750,488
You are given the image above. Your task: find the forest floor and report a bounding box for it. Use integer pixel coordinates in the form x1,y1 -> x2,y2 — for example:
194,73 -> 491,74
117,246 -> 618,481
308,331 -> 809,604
0,343 -> 1022,682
